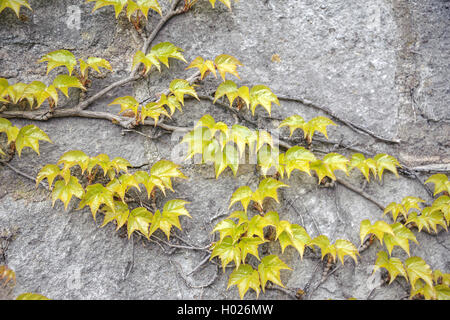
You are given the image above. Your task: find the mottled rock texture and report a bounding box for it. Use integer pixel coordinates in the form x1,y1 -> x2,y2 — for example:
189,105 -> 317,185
0,0 -> 448,300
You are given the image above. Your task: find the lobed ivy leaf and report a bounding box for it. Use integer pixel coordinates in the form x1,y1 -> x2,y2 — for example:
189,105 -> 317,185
374,154 -> 400,180
133,170 -> 163,198
430,196 -> 450,226
78,184 -> 116,220
373,251 -> 408,284
435,284 -> 450,300
303,116 -> 336,142
249,85 -> 279,116
86,0 -> 128,18
127,207 -> 153,239
410,280 -> 437,300
106,173 -> 140,201
79,57 -> 113,77
149,199 -> 191,239
349,153 -> 377,182
359,219 -> 394,245
212,219 -> 246,242
158,94 -> 182,116
229,186 -> 253,212
53,75 -> 86,97
130,0 -> 162,18
214,54 -> 242,81
278,223 -> 311,258
309,235 -> 336,262
0,117 -> 19,145
258,255 -> 291,292
15,125 -> 52,157
279,115 -> 305,137
0,0 -> 32,17
405,256 -> 434,290
100,201 -> 129,230
251,178 -> 289,208
57,150 -> 90,173
186,56 -> 216,80
52,176 -> 84,210
228,264 -> 261,300
247,215 -> 272,240
229,124 -> 257,157
150,159 -> 187,193
169,79 -> 198,106
141,102 -> 170,125
23,81 -> 57,109
5,82 -> 27,104
36,164 -> 60,189
383,222 -> 418,256
214,80 -> 250,109
210,237 -> 241,272
38,49 -> 77,75
108,96 -> 140,116
406,208 -> 447,234
334,239 -> 358,265
214,144 -> 239,178
284,146 -> 316,178
238,237 -> 265,262
425,174 -> 450,196
257,146 -> 285,178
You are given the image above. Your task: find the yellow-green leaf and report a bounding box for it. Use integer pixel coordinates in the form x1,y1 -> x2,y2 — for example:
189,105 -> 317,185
405,256 -> 434,290
373,251 -> 408,284
53,75 -> 86,97
0,0 -> 32,17
15,125 -> 51,157
16,293 -> 50,300
108,96 -> 140,116
228,264 -> 261,300
127,207 -> 153,239
187,56 -> 216,80
214,54 -> 242,81
169,79 -> 198,106
425,174 -> 450,196
78,184 -> 115,220
36,164 -> 60,189
258,255 -> 291,292
210,237 -> 241,272
249,85 -> 279,116
38,49 -> 77,75
52,176 -> 84,210
374,154 -> 400,180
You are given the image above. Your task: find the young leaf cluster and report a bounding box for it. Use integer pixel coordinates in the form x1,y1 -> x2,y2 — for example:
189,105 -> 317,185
36,150 -> 189,239
384,194 -> 449,234
132,42 -> 186,75
182,115 -> 276,178
109,78 -> 198,124
374,253 -> 450,300
213,180 -> 358,299
0,118 -> 51,157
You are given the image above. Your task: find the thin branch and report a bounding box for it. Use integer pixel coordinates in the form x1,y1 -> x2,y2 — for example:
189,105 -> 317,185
0,161 -> 48,189
335,178 -> 385,210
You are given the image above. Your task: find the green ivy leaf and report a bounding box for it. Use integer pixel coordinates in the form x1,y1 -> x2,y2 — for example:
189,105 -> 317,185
15,125 -> 52,157
373,251 -> 408,284
405,256 -> 434,290
38,49 -> 77,75
284,146 -> 316,178
228,264 -> 261,300
383,222 -> 419,256
349,153 -> 377,182
214,54 -> 242,81
108,96 -> 140,116
57,150 -> 90,173
374,154 -> 400,180
36,164 -> 60,189
79,57 -> 112,77
279,115 -> 305,137
425,174 -> 450,196
127,207 -> 153,239
100,201 -> 130,230
169,79 -> 199,106
52,176 -> 84,210
187,56 -> 216,80
210,237 -> 241,272
229,186 -> 253,212
258,255 -> 291,292
251,178 -> 288,208
0,0 -> 32,17
150,160 -> 187,193
249,85 -> 279,116
359,219 -> 394,245
78,184 -> 116,220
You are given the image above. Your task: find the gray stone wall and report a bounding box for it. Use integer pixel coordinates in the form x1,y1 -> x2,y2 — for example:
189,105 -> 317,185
0,0 -> 448,300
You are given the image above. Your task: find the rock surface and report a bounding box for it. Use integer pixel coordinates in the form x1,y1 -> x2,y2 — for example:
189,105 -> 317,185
0,0 -> 448,300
